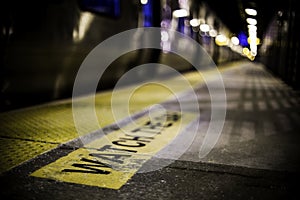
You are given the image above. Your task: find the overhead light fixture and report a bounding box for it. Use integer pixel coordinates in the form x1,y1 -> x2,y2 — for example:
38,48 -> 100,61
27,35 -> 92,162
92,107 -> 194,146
243,47 -> 250,55
173,9 -> 189,18
248,37 -> 260,45
245,8 -> 257,16
140,0 -> 148,4
246,18 -> 257,25
231,36 -> 239,45
215,34 -> 228,46
248,25 -> 257,31
199,24 -> 210,32
190,19 -> 200,27
209,29 -> 217,37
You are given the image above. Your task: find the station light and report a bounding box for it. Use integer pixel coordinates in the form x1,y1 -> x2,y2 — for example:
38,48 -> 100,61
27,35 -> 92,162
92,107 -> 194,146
243,47 -> 250,55
73,12 -> 94,42
248,25 -> 257,32
140,0 -> 148,4
250,50 -> 257,56
199,24 -> 210,32
173,9 -> 189,18
248,37 -> 260,45
231,36 -> 239,45
209,29 -> 217,37
238,31 -> 248,47
215,34 -> 228,46
190,19 -> 200,27
161,30 -> 169,42
246,18 -> 257,25
245,8 -> 257,16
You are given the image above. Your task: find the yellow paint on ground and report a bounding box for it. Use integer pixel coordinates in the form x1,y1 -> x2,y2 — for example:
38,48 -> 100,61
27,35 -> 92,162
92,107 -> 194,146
0,61 -> 244,174
0,138 -> 57,174
31,110 -> 197,189
31,148 -> 135,189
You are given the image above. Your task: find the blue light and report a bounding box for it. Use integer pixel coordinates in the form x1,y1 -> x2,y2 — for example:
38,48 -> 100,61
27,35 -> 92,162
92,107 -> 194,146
238,31 -> 248,47
79,0 -> 121,17
142,0 -> 153,27
113,0 -> 120,17
177,17 -> 185,33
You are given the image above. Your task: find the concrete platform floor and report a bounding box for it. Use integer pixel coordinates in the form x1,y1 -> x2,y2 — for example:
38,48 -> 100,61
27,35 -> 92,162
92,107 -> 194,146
0,61 -> 300,200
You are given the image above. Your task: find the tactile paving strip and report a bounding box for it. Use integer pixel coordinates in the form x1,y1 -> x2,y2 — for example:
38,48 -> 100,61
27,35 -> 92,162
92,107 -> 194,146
0,62 -> 236,174
0,138 -> 57,174
0,81 -> 186,174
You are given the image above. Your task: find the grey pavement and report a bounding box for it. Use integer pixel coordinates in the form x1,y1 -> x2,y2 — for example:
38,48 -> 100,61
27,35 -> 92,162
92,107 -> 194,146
0,61 -> 300,200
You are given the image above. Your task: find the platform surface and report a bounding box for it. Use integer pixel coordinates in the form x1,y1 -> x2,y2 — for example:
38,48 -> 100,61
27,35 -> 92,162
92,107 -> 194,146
0,61 -> 300,200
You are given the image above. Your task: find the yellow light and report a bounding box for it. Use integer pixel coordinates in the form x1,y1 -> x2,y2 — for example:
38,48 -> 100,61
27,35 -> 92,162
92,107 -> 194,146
215,34 -> 228,46
243,47 -> 250,55
256,38 -> 260,45
245,8 -> 257,16
248,37 -> 261,45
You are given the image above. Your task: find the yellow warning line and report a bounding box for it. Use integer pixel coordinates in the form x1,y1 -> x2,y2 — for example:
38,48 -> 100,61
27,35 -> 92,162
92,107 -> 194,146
31,110 -> 197,189
0,138 -> 57,174
0,61 -> 245,175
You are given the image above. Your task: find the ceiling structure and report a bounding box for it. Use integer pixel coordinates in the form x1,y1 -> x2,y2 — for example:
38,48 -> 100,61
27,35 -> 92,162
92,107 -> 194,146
203,0 -> 285,40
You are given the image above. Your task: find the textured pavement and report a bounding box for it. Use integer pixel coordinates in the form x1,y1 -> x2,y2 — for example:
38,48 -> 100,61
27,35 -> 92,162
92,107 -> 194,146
0,61 -> 300,200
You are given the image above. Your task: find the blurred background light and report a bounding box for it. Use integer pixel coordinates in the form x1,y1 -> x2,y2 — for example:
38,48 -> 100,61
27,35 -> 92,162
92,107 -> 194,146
215,34 -> 228,46
231,36 -> 239,45
140,0 -> 148,5
199,24 -> 210,32
245,8 -> 257,16
173,9 -> 189,18
190,19 -> 200,27
238,31 -> 248,47
248,37 -> 260,45
248,25 -> 257,32
246,18 -> 257,25
73,12 -> 94,42
243,47 -> 250,55
209,29 -> 217,37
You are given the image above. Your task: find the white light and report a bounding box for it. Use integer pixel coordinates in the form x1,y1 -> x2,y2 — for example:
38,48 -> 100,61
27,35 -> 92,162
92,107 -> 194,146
190,19 -> 200,27
251,51 -> 257,56
173,9 -> 189,18
231,36 -> 239,45
199,24 -> 210,32
209,29 -> 217,37
245,8 -> 257,16
246,18 -> 257,25
161,31 -> 169,42
215,34 -> 228,46
216,34 -> 227,42
248,25 -> 257,31
248,29 -> 257,35
73,12 -> 94,42
140,0 -> 148,5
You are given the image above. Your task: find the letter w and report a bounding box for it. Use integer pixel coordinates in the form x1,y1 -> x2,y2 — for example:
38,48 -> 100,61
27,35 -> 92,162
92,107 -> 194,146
62,158 -> 111,174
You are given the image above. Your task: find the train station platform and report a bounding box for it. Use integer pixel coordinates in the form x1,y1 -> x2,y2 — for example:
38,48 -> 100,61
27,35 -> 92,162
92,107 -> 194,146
0,61 -> 300,199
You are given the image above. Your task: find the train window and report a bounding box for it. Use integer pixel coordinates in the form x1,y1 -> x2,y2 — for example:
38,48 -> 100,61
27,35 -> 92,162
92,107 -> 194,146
78,0 -> 121,18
